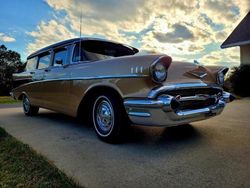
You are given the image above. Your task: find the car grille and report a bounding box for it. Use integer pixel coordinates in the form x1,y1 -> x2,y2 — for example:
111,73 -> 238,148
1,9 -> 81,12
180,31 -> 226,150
178,98 -> 216,110
165,87 -> 222,97
164,87 -> 222,110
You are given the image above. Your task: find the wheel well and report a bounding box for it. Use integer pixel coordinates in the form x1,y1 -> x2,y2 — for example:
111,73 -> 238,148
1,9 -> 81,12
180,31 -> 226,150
18,93 -> 25,100
77,86 -> 123,118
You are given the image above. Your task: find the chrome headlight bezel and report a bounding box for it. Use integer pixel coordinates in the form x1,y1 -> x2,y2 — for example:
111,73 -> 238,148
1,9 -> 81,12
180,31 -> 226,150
151,62 -> 168,84
150,56 -> 172,84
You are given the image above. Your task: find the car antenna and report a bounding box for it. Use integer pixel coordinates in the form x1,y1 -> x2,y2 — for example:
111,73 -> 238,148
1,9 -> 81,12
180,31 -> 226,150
79,8 -> 82,61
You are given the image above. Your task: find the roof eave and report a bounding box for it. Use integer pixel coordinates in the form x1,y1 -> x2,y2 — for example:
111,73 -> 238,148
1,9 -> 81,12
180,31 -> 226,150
221,40 -> 250,49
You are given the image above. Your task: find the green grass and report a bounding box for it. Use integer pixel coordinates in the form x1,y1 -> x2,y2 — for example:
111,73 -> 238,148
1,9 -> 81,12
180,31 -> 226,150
0,127 -> 82,188
0,96 -> 20,104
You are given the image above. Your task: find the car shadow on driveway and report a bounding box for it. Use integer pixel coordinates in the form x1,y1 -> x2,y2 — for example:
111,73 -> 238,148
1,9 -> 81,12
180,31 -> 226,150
124,124 -> 201,146
33,109 -> 202,149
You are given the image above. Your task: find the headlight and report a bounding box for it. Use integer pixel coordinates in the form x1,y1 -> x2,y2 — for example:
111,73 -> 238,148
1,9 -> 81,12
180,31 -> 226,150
150,56 -> 172,84
217,72 -> 225,86
151,62 -> 167,83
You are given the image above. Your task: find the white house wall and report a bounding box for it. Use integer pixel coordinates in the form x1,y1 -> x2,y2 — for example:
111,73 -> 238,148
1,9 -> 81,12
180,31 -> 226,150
240,45 -> 250,65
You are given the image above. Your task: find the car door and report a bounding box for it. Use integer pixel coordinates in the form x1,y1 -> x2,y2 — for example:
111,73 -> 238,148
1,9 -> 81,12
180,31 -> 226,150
42,46 -> 71,114
32,51 -> 52,107
18,56 -> 44,106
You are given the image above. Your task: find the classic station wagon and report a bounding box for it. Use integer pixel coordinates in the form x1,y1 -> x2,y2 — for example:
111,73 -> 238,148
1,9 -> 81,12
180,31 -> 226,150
11,38 -> 234,142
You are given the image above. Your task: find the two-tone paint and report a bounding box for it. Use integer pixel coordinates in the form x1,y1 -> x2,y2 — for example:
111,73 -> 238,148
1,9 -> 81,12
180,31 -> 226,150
12,38 -> 234,128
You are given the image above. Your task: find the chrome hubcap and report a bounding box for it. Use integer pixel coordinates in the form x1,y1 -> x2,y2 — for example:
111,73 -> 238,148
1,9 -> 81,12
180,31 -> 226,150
23,97 -> 30,113
94,97 -> 114,134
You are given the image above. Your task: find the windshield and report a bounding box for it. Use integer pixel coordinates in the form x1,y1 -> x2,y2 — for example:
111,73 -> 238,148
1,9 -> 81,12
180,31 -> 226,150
72,40 -> 138,62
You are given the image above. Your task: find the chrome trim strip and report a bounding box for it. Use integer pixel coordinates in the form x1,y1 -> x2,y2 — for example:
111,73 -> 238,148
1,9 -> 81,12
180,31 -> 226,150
16,74 -> 148,88
148,82 -> 209,98
70,74 -> 148,80
176,100 -> 226,117
188,72 -> 207,79
179,94 -> 216,102
128,112 -> 151,117
124,95 -> 173,109
124,99 -> 167,108
176,107 -> 210,116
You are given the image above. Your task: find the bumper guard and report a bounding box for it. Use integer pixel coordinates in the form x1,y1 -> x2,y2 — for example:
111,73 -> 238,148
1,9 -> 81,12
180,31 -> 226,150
124,91 -> 234,127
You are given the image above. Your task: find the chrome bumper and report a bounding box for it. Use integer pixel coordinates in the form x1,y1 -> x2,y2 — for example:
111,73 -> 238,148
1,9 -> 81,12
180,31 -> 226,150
124,91 -> 234,127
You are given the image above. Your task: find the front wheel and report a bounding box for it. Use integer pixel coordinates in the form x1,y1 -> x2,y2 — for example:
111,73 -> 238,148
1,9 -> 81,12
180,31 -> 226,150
92,93 -> 128,143
22,95 -> 39,116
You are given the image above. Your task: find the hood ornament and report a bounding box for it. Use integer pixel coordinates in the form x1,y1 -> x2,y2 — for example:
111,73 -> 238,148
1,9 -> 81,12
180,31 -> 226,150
188,70 -> 207,79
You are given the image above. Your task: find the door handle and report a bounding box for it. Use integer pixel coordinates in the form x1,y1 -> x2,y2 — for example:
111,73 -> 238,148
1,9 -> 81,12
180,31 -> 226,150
44,69 -> 50,72
30,71 -> 35,74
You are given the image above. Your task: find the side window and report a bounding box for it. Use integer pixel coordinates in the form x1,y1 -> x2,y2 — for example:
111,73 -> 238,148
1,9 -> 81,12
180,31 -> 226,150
38,53 -> 51,69
72,43 -> 87,62
26,57 -> 38,71
53,48 -> 68,66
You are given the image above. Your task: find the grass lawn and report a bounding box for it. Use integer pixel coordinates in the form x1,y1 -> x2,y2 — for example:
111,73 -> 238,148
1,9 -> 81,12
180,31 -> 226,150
0,96 -> 20,104
0,127 -> 81,187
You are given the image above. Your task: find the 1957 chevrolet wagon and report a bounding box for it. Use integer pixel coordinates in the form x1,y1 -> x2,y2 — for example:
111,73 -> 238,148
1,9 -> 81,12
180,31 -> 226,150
11,38 -> 234,142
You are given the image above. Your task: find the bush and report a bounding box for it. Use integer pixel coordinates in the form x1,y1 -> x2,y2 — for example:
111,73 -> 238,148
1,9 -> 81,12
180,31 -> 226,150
227,64 -> 250,97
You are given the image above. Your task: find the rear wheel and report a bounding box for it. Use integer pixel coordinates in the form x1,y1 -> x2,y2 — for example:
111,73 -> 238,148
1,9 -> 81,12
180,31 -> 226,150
22,95 -> 39,116
92,92 -> 128,143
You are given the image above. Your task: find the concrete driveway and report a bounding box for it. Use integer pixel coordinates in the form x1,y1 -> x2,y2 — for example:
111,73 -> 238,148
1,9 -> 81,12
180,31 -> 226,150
0,99 -> 250,188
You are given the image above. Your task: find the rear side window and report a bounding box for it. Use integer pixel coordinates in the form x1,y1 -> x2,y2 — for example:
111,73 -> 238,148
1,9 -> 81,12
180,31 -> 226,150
38,53 -> 51,69
53,48 -> 68,66
72,43 -> 87,62
26,57 -> 37,71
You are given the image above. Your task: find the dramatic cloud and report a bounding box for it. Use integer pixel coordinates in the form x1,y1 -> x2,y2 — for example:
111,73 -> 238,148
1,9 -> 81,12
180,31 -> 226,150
27,20 -> 76,53
154,24 -> 194,43
25,0 -> 248,66
0,33 -> 16,42
199,47 -> 240,67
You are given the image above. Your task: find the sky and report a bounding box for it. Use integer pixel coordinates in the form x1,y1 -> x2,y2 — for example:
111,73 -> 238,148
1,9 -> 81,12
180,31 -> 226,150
0,0 -> 249,67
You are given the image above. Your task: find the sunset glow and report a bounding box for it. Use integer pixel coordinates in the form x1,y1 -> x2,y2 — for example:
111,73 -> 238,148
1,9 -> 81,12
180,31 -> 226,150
1,0 -> 249,66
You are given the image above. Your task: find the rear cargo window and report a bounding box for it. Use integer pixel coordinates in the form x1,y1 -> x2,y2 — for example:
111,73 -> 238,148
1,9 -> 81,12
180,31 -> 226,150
26,57 -> 38,71
38,53 -> 51,69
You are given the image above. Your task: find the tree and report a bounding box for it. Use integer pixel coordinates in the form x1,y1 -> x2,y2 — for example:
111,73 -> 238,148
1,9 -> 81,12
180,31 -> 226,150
0,45 -> 25,95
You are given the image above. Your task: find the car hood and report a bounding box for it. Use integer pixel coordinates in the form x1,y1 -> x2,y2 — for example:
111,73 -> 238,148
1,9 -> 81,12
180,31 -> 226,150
70,54 -> 223,85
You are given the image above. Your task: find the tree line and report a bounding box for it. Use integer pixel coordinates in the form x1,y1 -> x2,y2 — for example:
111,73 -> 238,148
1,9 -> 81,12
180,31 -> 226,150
0,45 -> 25,96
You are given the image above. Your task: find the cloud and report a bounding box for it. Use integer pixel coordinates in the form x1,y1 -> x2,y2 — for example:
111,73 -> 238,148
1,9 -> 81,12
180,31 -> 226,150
0,33 -> 16,42
25,0 -> 246,66
188,44 -> 205,52
26,20 -> 76,53
201,0 -> 239,24
199,47 -> 240,67
215,31 -> 228,42
153,24 -> 194,43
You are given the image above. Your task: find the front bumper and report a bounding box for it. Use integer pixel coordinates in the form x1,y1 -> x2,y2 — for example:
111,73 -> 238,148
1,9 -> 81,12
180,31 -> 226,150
124,90 -> 234,127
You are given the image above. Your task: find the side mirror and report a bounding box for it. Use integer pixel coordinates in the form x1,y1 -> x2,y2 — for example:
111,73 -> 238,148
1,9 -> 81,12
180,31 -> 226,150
55,58 -> 63,65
